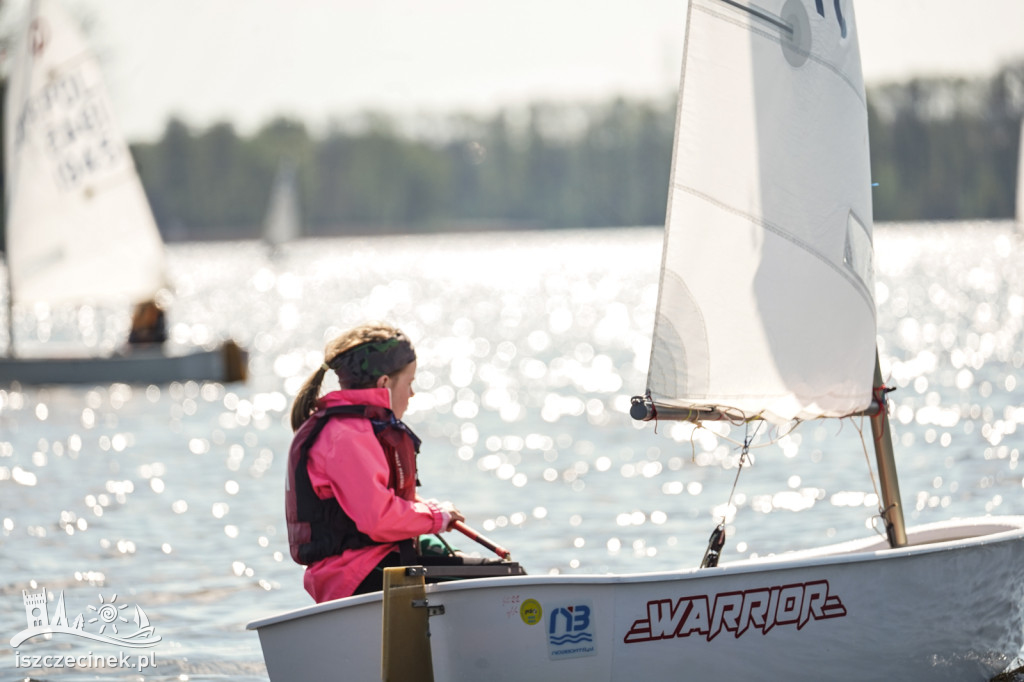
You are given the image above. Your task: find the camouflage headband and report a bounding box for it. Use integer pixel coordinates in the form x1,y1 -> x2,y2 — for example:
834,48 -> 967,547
327,334 -> 416,388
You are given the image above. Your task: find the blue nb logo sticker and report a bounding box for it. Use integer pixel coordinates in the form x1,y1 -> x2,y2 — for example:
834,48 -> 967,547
546,601 -> 596,660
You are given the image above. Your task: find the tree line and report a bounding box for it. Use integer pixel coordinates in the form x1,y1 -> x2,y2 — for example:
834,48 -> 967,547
131,99 -> 677,241
134,60 -> 1024,240
4,61 -> 1024,244
867,61 -> 1024,221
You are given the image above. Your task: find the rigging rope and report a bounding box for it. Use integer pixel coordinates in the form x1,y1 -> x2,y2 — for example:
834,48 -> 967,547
853,417 -> 888,538
701,421 -> 763,568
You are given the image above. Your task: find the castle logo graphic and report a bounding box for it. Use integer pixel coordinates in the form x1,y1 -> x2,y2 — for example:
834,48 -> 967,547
12,587 -> 161,649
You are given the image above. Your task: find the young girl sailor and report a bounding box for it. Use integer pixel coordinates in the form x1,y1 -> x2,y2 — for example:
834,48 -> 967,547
285,322 -> 464,601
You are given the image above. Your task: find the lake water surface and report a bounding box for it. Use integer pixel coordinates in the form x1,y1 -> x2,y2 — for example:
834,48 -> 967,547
1,222 -> 1023,680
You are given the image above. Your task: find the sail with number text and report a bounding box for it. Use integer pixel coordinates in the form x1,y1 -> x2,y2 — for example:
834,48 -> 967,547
3,0 -> 167,307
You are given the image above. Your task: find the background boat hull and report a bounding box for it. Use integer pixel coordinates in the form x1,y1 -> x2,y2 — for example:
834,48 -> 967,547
0,341 -> 247,385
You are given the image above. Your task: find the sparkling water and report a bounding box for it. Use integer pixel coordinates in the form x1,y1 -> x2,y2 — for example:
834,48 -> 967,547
1,222 -> 1022,680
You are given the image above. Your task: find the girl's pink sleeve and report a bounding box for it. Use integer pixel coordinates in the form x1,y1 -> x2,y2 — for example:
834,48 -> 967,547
313,421 -> 445,541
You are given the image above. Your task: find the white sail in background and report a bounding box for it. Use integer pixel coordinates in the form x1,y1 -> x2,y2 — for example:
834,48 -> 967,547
3,0 -> 167,308
645,0 -> 876,422
263,161 -> 301,248
1017,117 -> 1024,227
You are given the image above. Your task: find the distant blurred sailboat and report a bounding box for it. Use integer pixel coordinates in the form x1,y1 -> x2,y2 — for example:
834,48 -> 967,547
0,0 -> 246,385
1017,117 -> 1023,229
263,160 -> 302,251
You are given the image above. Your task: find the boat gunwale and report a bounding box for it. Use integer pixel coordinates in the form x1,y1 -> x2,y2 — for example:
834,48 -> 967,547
247,515 -> 1024,630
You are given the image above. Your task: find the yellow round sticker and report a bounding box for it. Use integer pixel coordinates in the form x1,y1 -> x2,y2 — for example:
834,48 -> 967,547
520,598 -> 542,625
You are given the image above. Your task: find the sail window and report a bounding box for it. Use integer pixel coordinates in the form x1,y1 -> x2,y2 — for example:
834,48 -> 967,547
843,211 -> 873,293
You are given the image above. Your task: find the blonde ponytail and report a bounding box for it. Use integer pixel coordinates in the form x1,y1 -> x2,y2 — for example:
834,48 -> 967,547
290,366 -> 328,431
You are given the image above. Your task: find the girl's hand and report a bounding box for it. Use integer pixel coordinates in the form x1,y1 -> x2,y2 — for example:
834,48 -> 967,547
437,500 -> 465,531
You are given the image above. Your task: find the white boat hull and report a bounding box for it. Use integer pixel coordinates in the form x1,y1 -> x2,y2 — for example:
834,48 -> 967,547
249,517 -> 1024,681
0,341 -> 247,385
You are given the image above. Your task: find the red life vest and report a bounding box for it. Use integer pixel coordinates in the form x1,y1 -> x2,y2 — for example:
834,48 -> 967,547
285,404 -> 421,566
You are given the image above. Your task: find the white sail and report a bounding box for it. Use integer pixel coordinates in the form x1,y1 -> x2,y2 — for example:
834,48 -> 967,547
263,161 -> 301,248
1017,117 -> 1024,227
645,0 -> 876,423
3,0 -> 167,308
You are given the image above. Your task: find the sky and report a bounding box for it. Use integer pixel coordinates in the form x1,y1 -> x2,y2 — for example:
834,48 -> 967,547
3,0 -> 1024,142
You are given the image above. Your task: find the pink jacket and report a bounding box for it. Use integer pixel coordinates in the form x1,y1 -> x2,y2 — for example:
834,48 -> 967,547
301,388 -> 447,602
